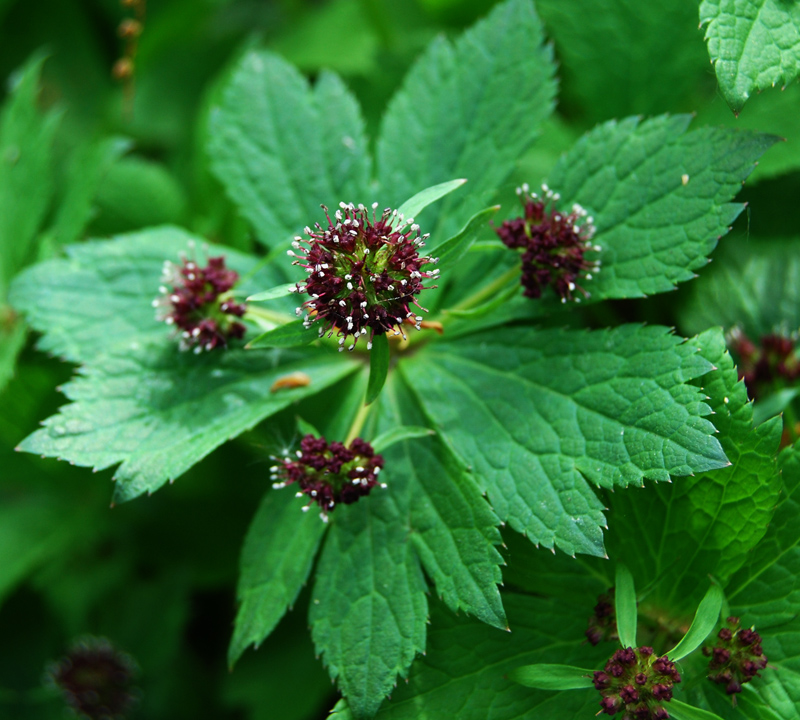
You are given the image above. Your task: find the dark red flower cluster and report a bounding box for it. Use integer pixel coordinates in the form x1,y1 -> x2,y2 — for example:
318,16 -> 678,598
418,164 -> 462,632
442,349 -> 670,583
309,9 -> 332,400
593,646 -> 681,719
271,434 -> 385,520
46,637 -> 138,720
289,202 -> 439,351
703,616 -> 768,696
728,328 -> 800,400
586,590 -> 618,646
154,251 -> 247,353
495,183 -> 600,302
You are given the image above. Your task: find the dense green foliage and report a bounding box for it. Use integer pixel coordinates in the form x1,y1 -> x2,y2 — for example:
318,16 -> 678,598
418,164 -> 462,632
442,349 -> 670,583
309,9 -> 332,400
3,1 -> 800,719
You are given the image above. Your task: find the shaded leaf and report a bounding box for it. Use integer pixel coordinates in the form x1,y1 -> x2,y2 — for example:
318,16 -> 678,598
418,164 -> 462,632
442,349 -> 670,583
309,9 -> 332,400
365,333 -> 389,405
615,563 -> 637,649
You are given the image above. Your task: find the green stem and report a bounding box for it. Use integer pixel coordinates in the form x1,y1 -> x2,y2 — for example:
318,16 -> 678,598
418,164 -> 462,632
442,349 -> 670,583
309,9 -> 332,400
446,265 -> 519,315
244,304 -> 296,329
345,400 -> 373,445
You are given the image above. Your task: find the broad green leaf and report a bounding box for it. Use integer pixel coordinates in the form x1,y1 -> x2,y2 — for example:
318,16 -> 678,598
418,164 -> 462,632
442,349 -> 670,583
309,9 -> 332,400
229,489 -> 327,666
247,283 -> 297,302
667,584 -> 724,661
310,373 -> 505,717
395,179 -> 466,225
9,227 -> 297,364
403,324 -> 727,557
605,329 -> 782,611
681,236 -> 800,338
370,426 -> 434,454
508,664 -> 594,690
377,0 -> 556,241
668,699 -> 727,720
430,205 -> 499,271
546,115 -> 778,301
296,416 -> 322,438
753,388 -> 800,425
365,333 -> 389,405
615,564 -> 637,649
246,319 -> 318,349
0,53 -> 61,297
17,345 -> 359,503
50,136 -> 131,247
309,485 -> 428,720
536,0 -> 707,122
700,0 -> 800,113
333,591 -> 609,720
208,52 -> 371,245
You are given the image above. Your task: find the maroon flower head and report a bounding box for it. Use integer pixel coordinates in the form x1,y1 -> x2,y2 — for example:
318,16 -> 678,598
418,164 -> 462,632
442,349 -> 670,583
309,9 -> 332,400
289,202 -> 439,351
494,183 -> 600,303
271,434 -> 385,521
46,636 -> 137,720
595,646 -> 680,720
728,328 -> 800,400
154,247 -> 247,353
705,617 -> 768,695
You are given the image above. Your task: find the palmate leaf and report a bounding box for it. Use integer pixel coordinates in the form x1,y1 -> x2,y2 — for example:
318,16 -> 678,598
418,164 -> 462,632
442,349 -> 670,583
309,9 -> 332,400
8,226 -> 297,364
17,345 -> 359,503
403,324 -> 727,557
700,0 -> 800,114
437,116 -> 776,331
376,0 -> 556,241
208,52 -> 372,245
604,329 -> 782,611
308,372 -> 505,719
330,591 -> 609,720
546,115 -> 778,301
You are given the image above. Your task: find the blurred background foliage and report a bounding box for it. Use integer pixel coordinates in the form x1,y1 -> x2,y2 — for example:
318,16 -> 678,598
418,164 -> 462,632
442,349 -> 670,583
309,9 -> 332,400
1,0 -> 798,718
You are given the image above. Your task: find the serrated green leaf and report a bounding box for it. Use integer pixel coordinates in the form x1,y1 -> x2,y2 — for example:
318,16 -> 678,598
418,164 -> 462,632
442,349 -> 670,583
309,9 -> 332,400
377,0 -> 556,241
667,584 -> 724,661
604,328 -> 782,611
508,664 -> 594,690
395,179 -> 466,225
247,283 -> 297,302
336,591 -> 609,720
430,205 -> 499,271
365,333 -> 389,405
208,51 -> 371,245
700,0 -> 800,113
8,227 -> 296,364
17,345 -> 359,503
615,564 -> 637,649
370,426 -> 434,454
246,319 -> 318,349
0,53 -> 61,297
310,373 -> 505,717
546,115 -> 778,302
681,236 -> 800,339
668,699 -> 727,720
535,0 -> 707,122
229,489 -> 327,667
403,324 -> 727,557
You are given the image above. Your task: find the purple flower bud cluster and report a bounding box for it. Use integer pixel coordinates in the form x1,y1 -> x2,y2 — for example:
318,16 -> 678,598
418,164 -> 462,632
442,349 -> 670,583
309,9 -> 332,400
728,328 -> 800,400
153,252 -> 247,353
46,636 -> 138,720
270,434 -> 385,521
586,590 -> 619,646
703,616 -> 768,696
593,646 -> 681,719
494,183 -> 600,303
289,202 -> 439,351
